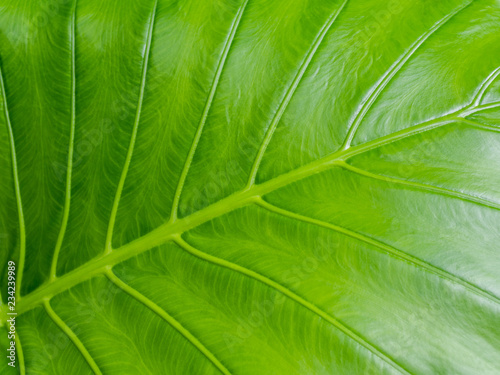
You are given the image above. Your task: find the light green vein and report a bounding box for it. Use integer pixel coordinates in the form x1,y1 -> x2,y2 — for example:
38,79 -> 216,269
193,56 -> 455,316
246,0 -> 349,187
471,66 -> 500,107
51,3 -> 77,281
255,198 -> 500,307
458,117 -> 500,132
105,0 -> 158,253
339,161 -> 500,211
462,100 -> 500,117
174,236 -> 409,375
11,116 -> 463,313
44,300 -> 102,375
15,332 -> 25,375
170,0 -> 249,222
15,97 -> 500,314
105,269 -> 231,375
104,0 -> 158,254
341,0 -> 473,150
0,64 -> 25,299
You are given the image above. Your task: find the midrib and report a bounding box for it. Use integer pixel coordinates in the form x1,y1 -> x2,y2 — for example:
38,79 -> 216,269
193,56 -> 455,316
13,107 -> 491,315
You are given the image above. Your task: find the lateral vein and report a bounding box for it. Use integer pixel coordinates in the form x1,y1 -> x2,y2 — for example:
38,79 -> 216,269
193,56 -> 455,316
170,0 -> 250,222
44,300 -> 103,375
471,66 -> 500,106
458,117 -> 500,132
0,62 -> 25,298
51,2 -> 77,280
106,270 -> 232,375
255,198 -> 500,306
105,0 -> 158,253
246,0 -> 350,187
174,237 -> 410,375
340,161 -> 500,212
15,332 -> 25,375
341,0 -> 474,149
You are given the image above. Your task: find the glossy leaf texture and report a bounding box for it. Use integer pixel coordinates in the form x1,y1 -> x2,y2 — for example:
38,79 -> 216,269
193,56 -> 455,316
1,0 -> 500,373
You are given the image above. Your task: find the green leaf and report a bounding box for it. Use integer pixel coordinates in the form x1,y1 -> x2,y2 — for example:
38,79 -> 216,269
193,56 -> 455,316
1,0 -> 500,373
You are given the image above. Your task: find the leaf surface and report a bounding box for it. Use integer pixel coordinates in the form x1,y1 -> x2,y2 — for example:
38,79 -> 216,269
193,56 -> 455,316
1,0 -> 500,373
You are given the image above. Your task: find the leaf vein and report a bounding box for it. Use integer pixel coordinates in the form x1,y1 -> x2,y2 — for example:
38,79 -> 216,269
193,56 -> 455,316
462,100 -> 500,117
255,198 -> 500,306
471,66 -> 500,106
51,2 -> 77,280
174,237 -> 410,375
105,0 -> 158,253
44,300 -> 102,375
15,332 -> 25,375
459,117 -> 500,132
246,0 -> 350,187
340,161 -> 500,212
16,96 -> 500,314
105,269 -> 232,375
170,0 -> 250,222
0,57 -> 25,298
341,0 -> 474,149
